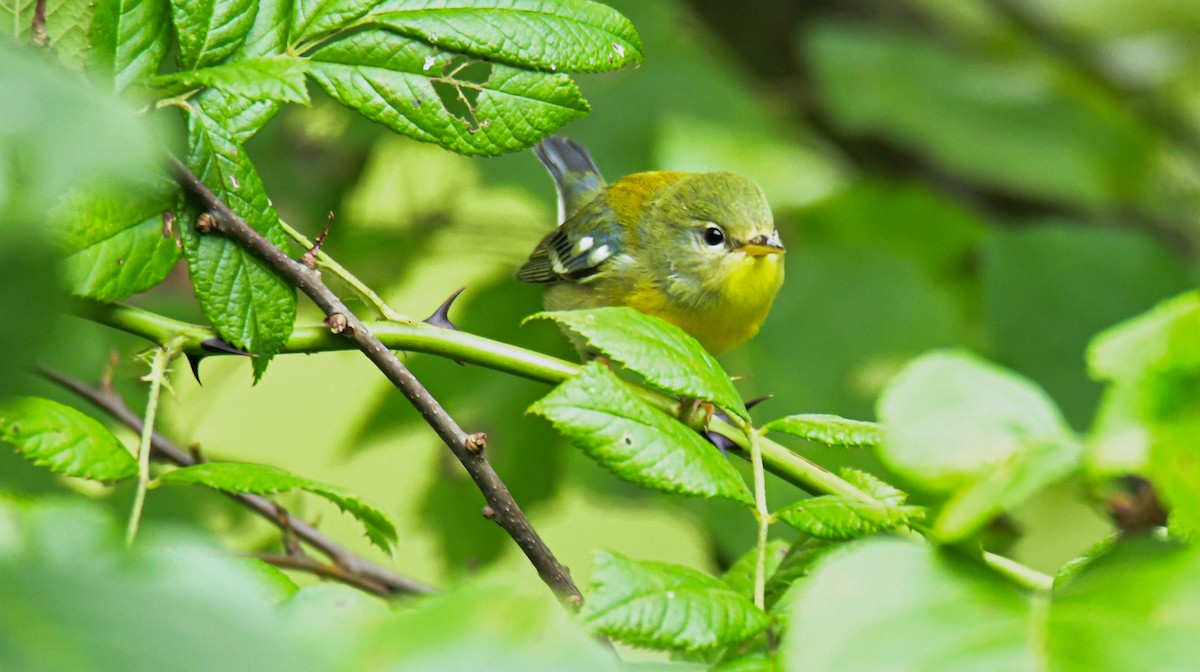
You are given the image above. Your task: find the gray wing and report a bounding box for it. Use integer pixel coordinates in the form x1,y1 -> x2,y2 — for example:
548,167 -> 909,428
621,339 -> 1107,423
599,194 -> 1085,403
516,197 -> 622,285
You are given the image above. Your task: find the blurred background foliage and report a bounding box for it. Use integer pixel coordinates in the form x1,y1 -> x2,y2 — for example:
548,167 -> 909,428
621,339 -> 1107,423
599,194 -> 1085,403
12,0 -> 1200,595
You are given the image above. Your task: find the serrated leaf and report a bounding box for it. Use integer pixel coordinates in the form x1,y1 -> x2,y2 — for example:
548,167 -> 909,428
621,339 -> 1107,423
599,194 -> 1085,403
2,0 -> 96,69
876,349 -> 1076,492
290,0 -> 372,46
370,0 -> 642,73
308,29 -> 588,156
838,467 -> 908,506
528,363 -> 752,505
154,55 -> 309,103
90,0 -> 171,92
776,496 -> 923,541
53,185 -> 181,302
193,88 -> 284,144
934,440 -> 1083,543
181,101 -> 296,379
530,308 -> 746,419
157,462 -> 397,553
238,0 -> 291,59
582,549 -> 769,652
171,0 -> 257,68
1048,538 -> 1200,671
0,397 -> 136,481
720,539 -> 789,601
765,414 -> 882,447
783,539 -> 1036,671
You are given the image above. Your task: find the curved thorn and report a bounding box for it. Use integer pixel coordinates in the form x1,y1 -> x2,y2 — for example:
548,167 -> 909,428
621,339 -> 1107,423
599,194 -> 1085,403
200,338 -> 253,357
703,430 -> 734,460
745,395 -> 773,411
187,354 -> 204,385
424,287 -> 466,331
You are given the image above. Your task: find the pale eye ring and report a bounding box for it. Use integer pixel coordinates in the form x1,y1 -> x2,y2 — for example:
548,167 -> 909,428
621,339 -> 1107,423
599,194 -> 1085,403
702,224 -> 725,247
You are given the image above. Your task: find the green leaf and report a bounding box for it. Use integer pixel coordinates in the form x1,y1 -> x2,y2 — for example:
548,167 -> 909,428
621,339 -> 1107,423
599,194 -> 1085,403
157,462 -> 397,553
1047,538 -> 1200,671
53,184 -> 181,302
775,495 -> 923,541
181,101 -> 296,378
308,29 -> 589,156
370,0 -> 643,72
171,0 -> 257,68
0,397 -> 135,481
764,414 -> 882,447
89,0 -> 171,92
238,0 -> 291,59
783,539 -> 1035,671
290,0 -> 373,45
838,467 -> 907,506
0,502 -> 335,671
1087,291 -> 1200,386
876,349 -> 1076,492
530,308 -> 746,419
1,0 -> 97,68
720,539 -> 789,601
581,549 -> 769,652
0,39 -> 160,220
154,55 -> 310,103
528,363 -> 753,505
933,440 -> 1084,542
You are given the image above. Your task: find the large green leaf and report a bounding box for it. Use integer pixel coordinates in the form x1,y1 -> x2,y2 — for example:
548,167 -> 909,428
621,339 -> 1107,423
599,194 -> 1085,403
369,0 -> 642,72
89,0 -> 170,91
876,350 -> 1077,491
1087,291 -> 1200,386
783,539 -> 1036,671
0,397 -> 136,481
0,502 -> 332,672
581,549 -> 769,652
775,495 -> 923,541
54,184 -> 181,302
171,0 -> 257,68
531,308 -> 746,418
529,363 -> 752,505
157,462 -> 397,553
154,55 -> 309,103
1047,539 -> 1200,671
308,28 -> 588,156
181,101 -> 296,378
764,414 -> 882,448
290,0 -> 374,46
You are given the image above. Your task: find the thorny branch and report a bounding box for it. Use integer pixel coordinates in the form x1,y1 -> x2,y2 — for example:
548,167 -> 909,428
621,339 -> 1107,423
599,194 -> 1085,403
168,158 -> 583,605
39,367 -> 434,598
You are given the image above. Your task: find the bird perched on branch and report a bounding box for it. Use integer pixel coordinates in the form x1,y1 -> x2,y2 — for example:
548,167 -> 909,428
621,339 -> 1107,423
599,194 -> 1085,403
517,136 -> 785,355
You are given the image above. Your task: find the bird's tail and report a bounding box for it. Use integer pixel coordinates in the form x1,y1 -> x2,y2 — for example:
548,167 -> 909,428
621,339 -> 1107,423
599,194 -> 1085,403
534,136 -> 606,223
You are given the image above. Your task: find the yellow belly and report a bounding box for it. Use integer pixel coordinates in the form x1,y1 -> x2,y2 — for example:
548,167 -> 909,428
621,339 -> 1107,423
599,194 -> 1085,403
544,257 -> 783,355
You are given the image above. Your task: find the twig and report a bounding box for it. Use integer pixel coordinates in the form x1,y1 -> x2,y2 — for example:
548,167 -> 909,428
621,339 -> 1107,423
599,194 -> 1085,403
126,343 -> 176,544
169,159 -> 582,605
39,367 -> 435,596
254,553 -> 391,596
748,432 -> 770,610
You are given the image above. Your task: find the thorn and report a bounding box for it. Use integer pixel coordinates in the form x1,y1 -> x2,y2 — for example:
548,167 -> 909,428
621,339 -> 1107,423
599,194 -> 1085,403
195,212 -> 217,233
187,442 -> 205,464
465,432 -> 487,454
703,430 -> 735,460
481,505 -> 496,520
326,313 -> 349,334
745,395 -> 773,411
200,338 -> 253,357
187,354 -> 204,385
424,287 -> 465,331
302,212 -> 334,269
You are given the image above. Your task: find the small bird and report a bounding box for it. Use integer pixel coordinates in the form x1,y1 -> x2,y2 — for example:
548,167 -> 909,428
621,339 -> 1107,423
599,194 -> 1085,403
517,137 -> 785,355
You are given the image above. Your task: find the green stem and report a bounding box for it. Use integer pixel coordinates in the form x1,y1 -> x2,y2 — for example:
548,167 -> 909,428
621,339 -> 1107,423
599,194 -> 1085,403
125,343 -> 176,545
749,432 -> 769,610
82,300 -> 1054,590
278,220 -> 412,323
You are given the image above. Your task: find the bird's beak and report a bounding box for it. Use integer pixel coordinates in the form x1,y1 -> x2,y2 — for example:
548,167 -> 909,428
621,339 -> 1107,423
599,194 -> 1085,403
737,233 -> 785,257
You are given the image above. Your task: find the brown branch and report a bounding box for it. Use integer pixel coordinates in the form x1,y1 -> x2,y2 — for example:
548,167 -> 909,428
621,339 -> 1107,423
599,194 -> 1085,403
168,159 -> 582,605
39,367 -> 434,597
254,553 -> 390,597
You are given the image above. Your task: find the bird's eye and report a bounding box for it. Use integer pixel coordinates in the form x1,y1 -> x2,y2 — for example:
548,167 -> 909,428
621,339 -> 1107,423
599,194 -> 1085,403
703,225 -> 725,247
